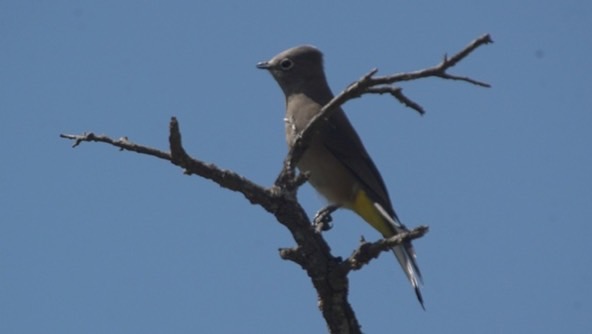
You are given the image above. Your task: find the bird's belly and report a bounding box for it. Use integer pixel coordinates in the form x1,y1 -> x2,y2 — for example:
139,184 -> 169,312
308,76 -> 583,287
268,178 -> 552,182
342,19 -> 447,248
297,145 -> 357,206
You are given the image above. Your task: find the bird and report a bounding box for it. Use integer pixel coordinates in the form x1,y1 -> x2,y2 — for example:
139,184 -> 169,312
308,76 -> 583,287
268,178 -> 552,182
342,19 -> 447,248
257,45 -> 424,308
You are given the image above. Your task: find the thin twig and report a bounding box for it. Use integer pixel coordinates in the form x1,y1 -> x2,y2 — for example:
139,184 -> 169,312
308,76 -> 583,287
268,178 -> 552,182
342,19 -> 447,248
59,132 -> 170,159
366,86 -> 426,115
370,34 -> 493,86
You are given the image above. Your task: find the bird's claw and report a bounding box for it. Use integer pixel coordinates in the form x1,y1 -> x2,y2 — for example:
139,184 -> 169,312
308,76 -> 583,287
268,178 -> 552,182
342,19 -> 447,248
313,204 -> 340,232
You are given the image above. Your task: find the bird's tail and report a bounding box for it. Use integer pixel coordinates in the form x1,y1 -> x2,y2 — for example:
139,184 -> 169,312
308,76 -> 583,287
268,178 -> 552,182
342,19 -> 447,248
374,203 -> 424,309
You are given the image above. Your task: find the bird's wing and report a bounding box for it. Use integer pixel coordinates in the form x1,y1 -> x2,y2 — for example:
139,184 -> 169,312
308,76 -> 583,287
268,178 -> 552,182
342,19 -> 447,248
321,110 -> 398,219
323,110 -> 424,307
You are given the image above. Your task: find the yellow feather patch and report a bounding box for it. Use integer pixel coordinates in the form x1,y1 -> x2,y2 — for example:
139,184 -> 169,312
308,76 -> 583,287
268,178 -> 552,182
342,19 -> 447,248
351,190 -> 393,237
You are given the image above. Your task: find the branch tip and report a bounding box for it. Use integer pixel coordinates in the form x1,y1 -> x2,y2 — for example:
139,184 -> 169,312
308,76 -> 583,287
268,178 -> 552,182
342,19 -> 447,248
363,68 -> 379,81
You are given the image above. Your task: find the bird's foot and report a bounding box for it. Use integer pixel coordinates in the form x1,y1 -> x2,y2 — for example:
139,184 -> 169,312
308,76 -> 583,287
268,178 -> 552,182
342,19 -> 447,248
313,204 -> 340,232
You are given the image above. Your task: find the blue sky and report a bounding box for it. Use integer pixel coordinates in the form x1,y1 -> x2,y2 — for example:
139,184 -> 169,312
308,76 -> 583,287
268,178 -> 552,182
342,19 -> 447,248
1,1 -> 591,333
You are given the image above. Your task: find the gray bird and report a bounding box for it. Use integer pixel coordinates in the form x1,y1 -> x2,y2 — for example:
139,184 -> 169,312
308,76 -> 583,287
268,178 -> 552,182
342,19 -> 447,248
257,45 -> 424,308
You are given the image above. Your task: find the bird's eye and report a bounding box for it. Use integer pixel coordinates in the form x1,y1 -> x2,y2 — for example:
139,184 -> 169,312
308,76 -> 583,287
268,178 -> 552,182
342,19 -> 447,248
279,58 -> 294,70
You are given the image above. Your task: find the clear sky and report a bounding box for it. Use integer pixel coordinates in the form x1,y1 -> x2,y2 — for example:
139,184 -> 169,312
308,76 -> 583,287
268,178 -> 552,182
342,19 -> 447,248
1,1 -> 591,333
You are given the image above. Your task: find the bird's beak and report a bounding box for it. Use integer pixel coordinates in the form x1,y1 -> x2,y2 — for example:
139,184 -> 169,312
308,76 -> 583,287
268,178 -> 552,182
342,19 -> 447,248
256,61 -> 271,69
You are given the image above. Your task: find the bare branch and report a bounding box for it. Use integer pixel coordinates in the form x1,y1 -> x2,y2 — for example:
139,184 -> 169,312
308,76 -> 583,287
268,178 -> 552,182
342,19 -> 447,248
343,226 -> 430,272
370,34 -> 493,86
366,86 -> 426,115
61,119 -> 271,207
61,119 -> 358,333
59,132 -> 170,159
439,33 -> 494,69
436,72 -> 491,87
